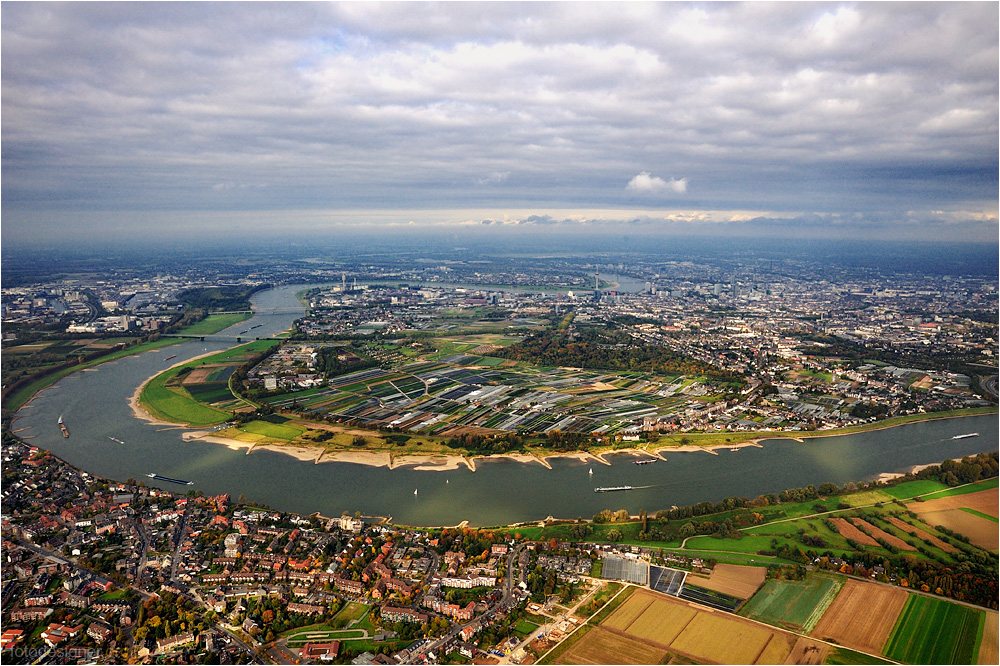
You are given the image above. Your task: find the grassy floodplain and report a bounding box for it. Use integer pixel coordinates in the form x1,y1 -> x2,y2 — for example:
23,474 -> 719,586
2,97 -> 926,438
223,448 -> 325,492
4,313 -> 251,413
138,339 -> 278,426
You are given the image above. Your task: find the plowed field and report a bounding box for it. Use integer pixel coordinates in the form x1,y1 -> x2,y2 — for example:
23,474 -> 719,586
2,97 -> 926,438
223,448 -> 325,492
910,509 -> 998,550
851,518 -> 916,550
829,517 -> 879,546
684,563 -> 766,599
885,515 -> 958,553
811,579 -> 907,654
978,612 -> 998,665
910,487 -> 998,517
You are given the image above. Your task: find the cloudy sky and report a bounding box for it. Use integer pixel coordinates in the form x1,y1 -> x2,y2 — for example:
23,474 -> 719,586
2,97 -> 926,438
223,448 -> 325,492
2,1 -> 997,244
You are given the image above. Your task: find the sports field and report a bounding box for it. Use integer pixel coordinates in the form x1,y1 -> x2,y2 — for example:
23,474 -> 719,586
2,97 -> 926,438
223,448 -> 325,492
738,575 -> 842,633
810,579 -> 907,655
883,594 -> 983,664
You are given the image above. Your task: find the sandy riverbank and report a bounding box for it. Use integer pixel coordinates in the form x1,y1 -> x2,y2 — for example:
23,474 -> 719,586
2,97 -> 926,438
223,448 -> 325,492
873,459 -> 962,483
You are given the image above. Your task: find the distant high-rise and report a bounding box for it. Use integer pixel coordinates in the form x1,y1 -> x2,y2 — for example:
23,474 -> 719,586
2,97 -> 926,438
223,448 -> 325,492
342,272 -> 346,292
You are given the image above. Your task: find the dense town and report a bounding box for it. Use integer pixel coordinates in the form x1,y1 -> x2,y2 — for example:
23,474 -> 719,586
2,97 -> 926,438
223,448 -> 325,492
1,431 -> 712,665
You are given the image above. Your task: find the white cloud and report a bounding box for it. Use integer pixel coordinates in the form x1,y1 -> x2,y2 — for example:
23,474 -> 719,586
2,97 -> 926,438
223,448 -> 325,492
626,172 -> 688,194
475,172 -> 509,185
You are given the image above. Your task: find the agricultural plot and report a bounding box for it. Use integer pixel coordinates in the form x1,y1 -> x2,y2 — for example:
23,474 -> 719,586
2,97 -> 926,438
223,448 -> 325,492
738,575 -> 842,633
850,517 -> 916,550
909,509 -> 998,551
668,610 -> 787,664
601,589 -> 795,665
884,515 -> 958,553
979,612 -> 998,665
810,579 -> 907,655
883,594 -> 983,665
907,487 -> 999,550
683,563 -> 766,599
552,627 -> 667,665
828,517 -> 880,547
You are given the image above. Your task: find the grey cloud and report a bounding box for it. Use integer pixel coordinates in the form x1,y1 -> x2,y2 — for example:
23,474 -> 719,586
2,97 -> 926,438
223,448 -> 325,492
1,2 -> 996,243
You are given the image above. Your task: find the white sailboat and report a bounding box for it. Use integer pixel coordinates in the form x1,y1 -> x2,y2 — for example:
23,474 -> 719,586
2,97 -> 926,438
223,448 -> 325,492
588,468 -> 593,475
414,489 -> 418,496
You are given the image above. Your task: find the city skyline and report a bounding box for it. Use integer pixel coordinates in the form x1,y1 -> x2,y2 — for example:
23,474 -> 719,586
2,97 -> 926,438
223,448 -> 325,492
2,1 -> 998,244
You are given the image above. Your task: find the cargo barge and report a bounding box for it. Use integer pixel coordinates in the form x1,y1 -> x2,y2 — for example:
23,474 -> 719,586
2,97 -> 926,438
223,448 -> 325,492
147,473 -> 193,486
594,485 -> 632,493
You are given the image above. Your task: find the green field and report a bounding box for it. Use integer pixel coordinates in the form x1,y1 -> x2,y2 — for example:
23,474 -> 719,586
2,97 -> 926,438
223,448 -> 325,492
178,312 -> 252,335
514,619 -> 540,637
139,370 -> 232,426
738,575 -> 842,633
138,340 -> 279,426
883,595 -> 983,664
331,602 -> 371,628
235,419 -> 306,441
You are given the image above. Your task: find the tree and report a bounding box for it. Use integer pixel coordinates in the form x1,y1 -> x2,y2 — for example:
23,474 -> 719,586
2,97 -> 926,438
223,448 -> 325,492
607,529 -> 622,542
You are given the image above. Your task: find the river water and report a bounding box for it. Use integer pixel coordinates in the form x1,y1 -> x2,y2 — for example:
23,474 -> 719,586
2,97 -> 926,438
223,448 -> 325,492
13,285 -> 998,527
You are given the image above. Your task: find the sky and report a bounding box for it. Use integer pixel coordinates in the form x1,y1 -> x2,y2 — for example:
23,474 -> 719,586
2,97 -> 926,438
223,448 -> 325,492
2,1 -> 998,245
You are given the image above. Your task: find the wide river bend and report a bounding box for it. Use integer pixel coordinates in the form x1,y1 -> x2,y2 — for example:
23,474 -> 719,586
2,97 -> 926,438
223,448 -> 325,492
13,285 -> 998,526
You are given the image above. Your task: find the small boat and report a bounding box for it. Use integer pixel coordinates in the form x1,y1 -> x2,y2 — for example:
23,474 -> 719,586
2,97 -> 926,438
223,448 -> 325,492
445,479 -> 449,484
730,447 -> 740,452
109,437 -> 124,444
634,459 -> 657,465
165,355 -> 177,361
952,433 -> 979,440
414,489 -> 418,495
588,468 -> 593,475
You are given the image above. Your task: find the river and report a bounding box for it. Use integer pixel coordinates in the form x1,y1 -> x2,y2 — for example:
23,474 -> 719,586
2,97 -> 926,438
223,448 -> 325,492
12,284 -> 998,527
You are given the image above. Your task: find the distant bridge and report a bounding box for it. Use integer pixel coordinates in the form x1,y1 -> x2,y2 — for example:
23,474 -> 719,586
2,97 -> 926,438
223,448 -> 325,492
212,308 -> 306,315
161,334 -> 284,343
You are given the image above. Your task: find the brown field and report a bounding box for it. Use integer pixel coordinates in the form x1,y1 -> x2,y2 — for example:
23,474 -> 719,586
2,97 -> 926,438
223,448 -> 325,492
885,515 -> 959,553
785,637 -> 830,665
810,579 -> 907,654
182,363 -> 232,384
829,517 -> 880,546
669,611 -> 779,664
978,612 -> 998,665
910,487 -> 998,518
602,592 -> 654,631
850,518 -> 916,550
685,563 -> 767,599
555,627 -> 668,665
910,509 -> 998,550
